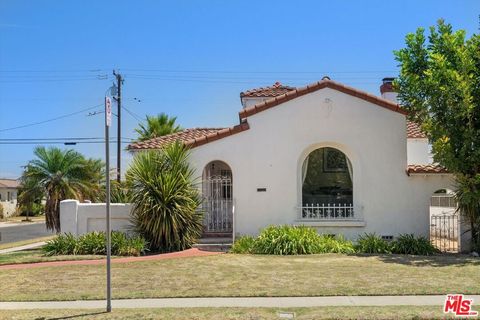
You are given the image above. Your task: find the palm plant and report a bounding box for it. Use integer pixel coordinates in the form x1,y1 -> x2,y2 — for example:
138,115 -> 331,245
21,147 -> 103,232
134,113 -> 182,141
126,142 -> 203,252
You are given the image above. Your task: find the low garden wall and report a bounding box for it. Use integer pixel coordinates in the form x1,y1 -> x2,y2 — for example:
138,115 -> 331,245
60,200 -> 133,236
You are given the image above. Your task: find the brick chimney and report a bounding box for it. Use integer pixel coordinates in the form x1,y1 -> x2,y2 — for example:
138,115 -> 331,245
380,77 -> 398,103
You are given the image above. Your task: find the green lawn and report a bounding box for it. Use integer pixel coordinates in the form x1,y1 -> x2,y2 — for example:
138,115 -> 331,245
0,306 -> 456,320
0,253 -> 478,301
0,248 -> 110,266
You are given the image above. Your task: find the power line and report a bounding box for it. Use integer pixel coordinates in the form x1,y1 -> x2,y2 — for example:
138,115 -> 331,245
0,141 -> 133,145
0,137 -> 135,141
122,106 -> 143,122
0,69 -> 110,73
0,103 -> 103,132
119,68 -> 397,74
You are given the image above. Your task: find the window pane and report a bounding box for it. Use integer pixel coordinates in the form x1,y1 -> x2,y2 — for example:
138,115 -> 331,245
302,148 -> 352,205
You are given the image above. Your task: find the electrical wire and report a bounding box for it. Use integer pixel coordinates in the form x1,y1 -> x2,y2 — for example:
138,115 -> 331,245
122,106 -> 143,122
0,103 -> 104,132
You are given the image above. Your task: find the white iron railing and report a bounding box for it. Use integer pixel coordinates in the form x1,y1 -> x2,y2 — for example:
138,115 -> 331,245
299,203 -> 354,220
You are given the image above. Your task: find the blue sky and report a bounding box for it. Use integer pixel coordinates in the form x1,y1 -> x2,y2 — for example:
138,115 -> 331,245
0,0 -> 478,178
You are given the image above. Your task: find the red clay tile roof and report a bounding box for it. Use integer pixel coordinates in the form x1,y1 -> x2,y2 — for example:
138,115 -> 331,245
0,179 -> 20,189
406,164 -> 449,175
406,121 -> 427,139
129,79 -> 422,151
239,79 -> 407,120
240,82 -> 296,98
127,123 -> 250,150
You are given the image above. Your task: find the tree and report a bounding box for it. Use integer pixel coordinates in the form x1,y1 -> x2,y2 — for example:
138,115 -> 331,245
126,142 -> 203,252
21,147 -> 104,232
394,20 -> 480,250
134,113 -> 182,141
17,175 -> 44,220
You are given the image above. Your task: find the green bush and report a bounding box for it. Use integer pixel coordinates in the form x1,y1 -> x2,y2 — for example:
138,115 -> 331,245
253,225 -> 324,255
230,236 -> 256,254
43,231 -> 148,257
390,234 -> 438,255
355,233 -> 392,254
43,233 -> 77,256
19,202 -> 43,217
317,234 -> 356,254
0,204 -> 4,220
75,232 -> 106,255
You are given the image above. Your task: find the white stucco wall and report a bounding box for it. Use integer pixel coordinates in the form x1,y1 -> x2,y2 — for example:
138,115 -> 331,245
60,200 -> 133,235
189,88 -> 454,240
0,188 -> 17,217
407,139 -> 432,164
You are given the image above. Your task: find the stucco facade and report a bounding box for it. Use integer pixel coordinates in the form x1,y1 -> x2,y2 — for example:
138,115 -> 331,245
0,179 -> 19,217
188,87 -> 453,239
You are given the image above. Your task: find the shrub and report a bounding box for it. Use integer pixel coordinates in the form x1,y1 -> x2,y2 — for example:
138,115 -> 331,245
253,225 -> 323,255
390,234 -> 438,255
317,234 -> 356,254
0,203 -> 4,220
75,232 -> 106,255
355,233 -> 392,254
43,231 -> 148,256
127,142 -> 203,253
19,202 -> 43,217
111,231 -> 148,256
43,233 -> 77,256
230,236 -> 255,254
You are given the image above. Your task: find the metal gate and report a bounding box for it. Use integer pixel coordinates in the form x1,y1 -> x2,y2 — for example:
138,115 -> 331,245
202,175 -> 233,233
430,213 -> 460,253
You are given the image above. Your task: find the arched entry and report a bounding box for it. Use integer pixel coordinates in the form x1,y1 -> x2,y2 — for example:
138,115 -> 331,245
429,189 -> 459,252
202,161 -> 233,234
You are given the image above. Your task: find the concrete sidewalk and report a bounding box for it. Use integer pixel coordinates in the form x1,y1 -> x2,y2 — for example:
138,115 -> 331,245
2,295 -> 478,310
0,241 -> 46,254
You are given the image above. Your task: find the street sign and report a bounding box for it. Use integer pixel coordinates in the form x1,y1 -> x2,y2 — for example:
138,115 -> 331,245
105,96 -> 112,127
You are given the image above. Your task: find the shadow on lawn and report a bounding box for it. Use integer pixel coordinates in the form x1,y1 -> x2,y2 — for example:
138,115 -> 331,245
34,311 -> 108,320
351,253 -> 480,267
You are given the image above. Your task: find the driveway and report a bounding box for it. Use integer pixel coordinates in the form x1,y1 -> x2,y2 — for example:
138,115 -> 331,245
0,222 -> 54,244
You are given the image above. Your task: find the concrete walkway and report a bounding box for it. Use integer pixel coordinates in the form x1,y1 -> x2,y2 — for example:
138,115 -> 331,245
0,241 -> 46,254
1,295 -> 477,310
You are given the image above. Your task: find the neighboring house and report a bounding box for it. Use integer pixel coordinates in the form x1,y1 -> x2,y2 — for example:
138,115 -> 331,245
127,78 -> 456,245
0,178 -> 20,217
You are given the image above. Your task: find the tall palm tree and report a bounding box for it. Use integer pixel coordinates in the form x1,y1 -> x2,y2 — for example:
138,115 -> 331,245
21,147 -> 103,232
134,113 -> 181,141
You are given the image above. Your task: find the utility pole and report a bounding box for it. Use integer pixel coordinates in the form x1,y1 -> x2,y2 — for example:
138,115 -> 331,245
113,70 -> 123,182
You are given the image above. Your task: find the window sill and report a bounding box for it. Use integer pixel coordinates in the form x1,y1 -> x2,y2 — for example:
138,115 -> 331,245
294,220 -> 366,227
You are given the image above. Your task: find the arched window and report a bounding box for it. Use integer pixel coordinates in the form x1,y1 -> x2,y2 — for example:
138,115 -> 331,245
301,147 -> 353,218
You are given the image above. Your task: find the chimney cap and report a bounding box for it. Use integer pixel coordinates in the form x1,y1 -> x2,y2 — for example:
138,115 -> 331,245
382,77 -> 396,84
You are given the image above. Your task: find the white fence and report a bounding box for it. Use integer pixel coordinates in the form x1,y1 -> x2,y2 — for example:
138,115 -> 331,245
60,200 -> 133,236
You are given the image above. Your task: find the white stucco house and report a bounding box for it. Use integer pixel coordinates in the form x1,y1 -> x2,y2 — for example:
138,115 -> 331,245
0,178 -> 20,217
127,77 -> 459,246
